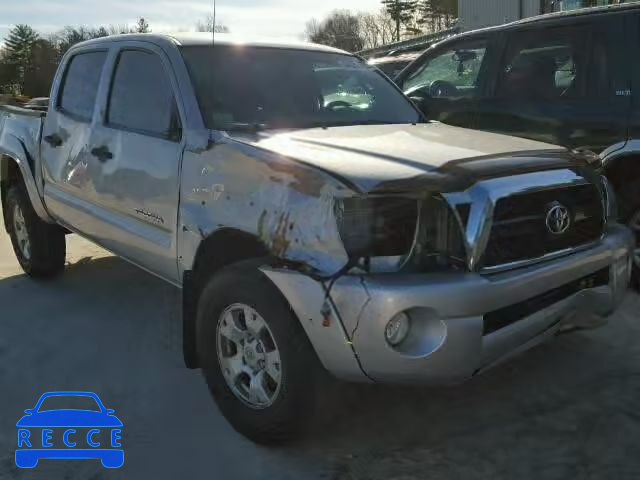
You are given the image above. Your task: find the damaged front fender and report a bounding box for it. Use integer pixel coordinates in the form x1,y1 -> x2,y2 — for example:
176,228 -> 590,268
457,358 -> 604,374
178,134 -> 353,277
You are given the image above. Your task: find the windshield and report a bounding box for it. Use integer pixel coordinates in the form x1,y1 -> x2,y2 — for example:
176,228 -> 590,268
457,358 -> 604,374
181,45 -> 421,130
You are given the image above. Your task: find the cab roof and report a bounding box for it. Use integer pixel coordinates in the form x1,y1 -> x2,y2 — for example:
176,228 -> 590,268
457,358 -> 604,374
74,32 -> 351,56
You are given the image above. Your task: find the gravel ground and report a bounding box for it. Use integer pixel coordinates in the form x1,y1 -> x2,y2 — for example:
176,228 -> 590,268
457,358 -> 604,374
1,217 -> 639,480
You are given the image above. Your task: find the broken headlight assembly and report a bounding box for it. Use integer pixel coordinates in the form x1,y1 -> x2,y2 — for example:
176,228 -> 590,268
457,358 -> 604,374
335,195 -> 467,272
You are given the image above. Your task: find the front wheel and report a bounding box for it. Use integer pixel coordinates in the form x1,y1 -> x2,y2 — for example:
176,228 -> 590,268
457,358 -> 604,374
196,260 -> 323,443
5,183 -> 66,278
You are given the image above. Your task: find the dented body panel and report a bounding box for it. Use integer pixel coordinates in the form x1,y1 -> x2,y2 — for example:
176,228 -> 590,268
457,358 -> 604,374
0,106 -> 53,223
178,135 -> 351,278
0,33 -> 634,385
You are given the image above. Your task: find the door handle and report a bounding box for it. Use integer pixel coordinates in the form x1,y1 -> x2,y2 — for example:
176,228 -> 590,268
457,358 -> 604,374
90,146 -> 113,162
43,133 -> 63,148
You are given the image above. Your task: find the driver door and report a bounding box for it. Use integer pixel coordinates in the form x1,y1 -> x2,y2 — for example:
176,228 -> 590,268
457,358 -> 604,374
398,35 -> 496,128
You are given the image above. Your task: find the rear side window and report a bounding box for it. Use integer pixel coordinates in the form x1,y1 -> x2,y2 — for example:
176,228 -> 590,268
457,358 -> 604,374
107,50 -> 181,140
58,51 -> 107,121
497,27 -> 586,100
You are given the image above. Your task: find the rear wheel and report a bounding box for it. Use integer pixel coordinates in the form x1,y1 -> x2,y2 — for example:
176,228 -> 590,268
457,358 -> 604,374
5,183 -> 66,278
196,260 -> 322,443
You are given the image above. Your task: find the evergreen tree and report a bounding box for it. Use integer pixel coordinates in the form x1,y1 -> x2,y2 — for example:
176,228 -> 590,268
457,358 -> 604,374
418,0 -> 458,32
381,0 -> 418,42
4,24 -> 39,92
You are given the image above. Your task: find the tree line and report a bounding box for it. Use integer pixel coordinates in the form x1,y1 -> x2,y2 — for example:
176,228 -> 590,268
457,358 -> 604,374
306,0 -> 458,53
0,17 -> 228,98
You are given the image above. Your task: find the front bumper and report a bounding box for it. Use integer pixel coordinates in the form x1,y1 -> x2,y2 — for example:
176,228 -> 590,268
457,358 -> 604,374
262,224 -> 633,384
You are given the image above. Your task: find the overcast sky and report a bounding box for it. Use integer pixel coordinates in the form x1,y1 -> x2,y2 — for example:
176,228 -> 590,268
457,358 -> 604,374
0,0 -> 382,42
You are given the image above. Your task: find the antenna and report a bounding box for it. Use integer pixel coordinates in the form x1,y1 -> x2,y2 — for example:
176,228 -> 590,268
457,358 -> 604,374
209,0 -> 217,138
211,0 -> 217,47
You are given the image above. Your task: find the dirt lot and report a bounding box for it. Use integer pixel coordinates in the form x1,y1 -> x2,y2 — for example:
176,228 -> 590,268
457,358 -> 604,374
0,217 -> 639,479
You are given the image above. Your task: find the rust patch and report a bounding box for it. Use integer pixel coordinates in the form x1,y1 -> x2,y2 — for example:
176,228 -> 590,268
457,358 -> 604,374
271,212 -> 291,257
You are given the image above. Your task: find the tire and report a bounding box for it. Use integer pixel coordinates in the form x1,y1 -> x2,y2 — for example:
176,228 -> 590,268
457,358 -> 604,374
5,183 -> 66,278
617,183 -> 640,290
196,259 -> 323,444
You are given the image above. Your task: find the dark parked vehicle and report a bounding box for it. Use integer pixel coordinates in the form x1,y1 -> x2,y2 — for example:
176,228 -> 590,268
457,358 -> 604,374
368,52 -> 422,78
396,3 -> 640,287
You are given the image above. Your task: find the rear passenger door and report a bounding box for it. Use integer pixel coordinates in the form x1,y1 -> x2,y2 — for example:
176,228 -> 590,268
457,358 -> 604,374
87,45 -> 184,282
42,49 -> 108,228
398,35 -> 494,128
474,17 -> 630,155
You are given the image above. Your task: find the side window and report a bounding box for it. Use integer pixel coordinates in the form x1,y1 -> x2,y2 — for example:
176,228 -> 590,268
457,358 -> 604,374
497,27 -> 586,100
402,41 -> 487,99
107,50 -> 181,140
58,51 -> 107,121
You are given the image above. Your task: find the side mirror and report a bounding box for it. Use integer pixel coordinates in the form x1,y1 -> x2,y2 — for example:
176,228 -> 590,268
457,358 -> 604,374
408,93 -> 430,118
24,409 -> 33,414
105,409 -> 115,415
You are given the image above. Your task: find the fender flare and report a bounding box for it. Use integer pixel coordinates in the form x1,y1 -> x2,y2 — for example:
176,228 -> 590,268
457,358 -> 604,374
0,141 -> 53,223
600,141 -> 640,172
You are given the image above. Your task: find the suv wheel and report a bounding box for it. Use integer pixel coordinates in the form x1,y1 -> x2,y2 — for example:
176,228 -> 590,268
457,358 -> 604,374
196,260 -> 322,443
5,183 -> 66,278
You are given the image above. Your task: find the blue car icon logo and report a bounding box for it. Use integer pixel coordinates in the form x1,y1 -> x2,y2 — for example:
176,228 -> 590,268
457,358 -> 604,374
15,391 -> 123,468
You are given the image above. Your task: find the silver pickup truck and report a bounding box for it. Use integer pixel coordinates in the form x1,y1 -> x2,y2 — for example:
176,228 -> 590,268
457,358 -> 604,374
0,33 -> 634,443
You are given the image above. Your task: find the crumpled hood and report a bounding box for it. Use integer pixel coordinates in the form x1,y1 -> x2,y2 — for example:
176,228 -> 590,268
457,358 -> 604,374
231,122 -> 598,193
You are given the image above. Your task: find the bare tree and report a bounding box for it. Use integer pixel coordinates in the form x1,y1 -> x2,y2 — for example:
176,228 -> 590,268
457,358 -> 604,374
195,15 -> 230,33
358,9 -> 396,49
135,17 -> 151,33
305,10 -> 365,52
381,0 -> 419,41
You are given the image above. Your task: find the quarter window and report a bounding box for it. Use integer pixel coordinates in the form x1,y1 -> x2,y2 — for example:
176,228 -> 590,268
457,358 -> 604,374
403,42 -> 487,99
58,51 -> 107,121
107,50 -> 181,140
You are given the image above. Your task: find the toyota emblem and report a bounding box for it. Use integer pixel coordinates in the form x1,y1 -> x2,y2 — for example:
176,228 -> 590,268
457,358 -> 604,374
546,203 -> 571,235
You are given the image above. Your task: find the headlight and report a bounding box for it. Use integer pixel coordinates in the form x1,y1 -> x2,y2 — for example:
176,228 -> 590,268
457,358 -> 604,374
335,197 -> 418,259
600,175 -> 617,221
335,195 -> 466,271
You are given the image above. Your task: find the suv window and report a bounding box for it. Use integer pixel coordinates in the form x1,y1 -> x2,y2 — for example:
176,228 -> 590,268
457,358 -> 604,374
107,50 -> 181,140
403,41 -> 487,99
497,28 -> 586,100
58,51 -> 107,121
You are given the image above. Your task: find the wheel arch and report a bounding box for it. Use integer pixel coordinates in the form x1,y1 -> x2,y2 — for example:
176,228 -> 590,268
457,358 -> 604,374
0,151 -> 52,226
183,228 -> 271,369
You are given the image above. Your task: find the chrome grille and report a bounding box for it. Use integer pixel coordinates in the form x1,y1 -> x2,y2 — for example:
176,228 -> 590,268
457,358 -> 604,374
482,183 -> 604,268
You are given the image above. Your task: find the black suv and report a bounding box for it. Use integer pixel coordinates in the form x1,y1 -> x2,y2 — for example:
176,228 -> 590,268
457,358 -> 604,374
396,3 -> 640,287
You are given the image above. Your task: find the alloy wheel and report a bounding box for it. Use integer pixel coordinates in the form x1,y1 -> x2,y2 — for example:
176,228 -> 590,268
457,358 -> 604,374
12,204 -> 31,261
216,303 -> 282,409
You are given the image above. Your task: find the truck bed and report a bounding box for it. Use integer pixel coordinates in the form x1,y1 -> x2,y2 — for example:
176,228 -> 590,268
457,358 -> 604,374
0,104 -> 46,174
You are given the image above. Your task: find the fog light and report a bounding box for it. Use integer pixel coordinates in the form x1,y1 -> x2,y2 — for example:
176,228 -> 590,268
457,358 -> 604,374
385,312 -> 411,346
